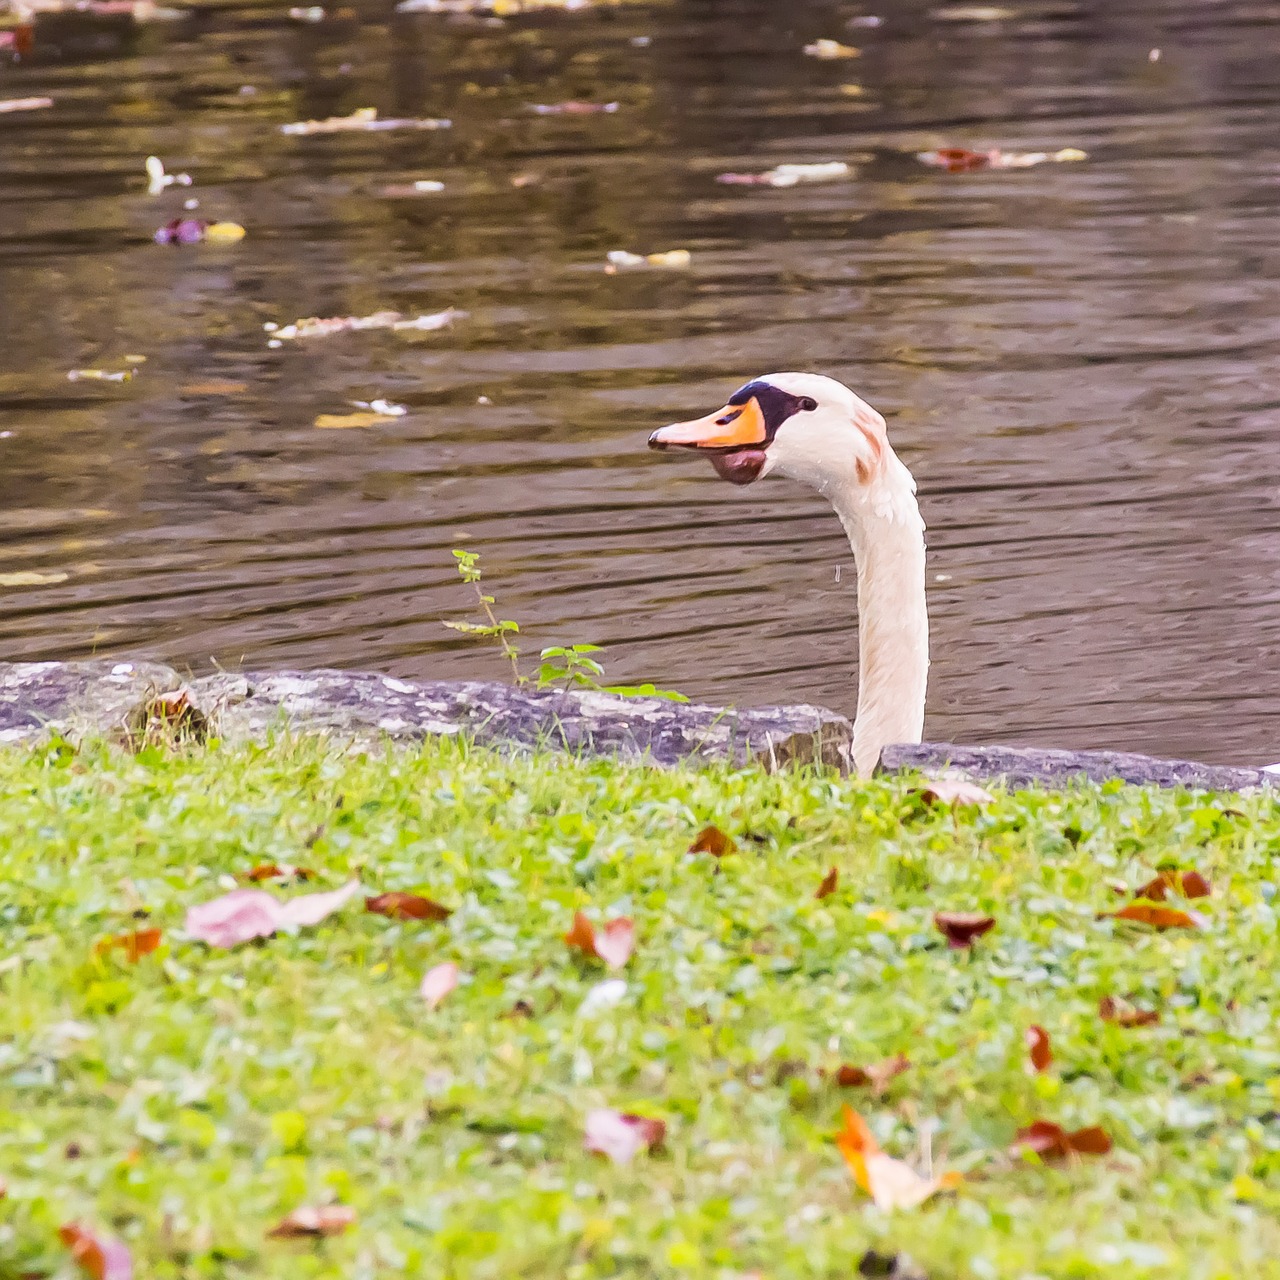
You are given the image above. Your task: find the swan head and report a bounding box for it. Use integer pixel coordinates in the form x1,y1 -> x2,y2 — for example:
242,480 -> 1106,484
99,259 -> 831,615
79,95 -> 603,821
647,372 -> 889,492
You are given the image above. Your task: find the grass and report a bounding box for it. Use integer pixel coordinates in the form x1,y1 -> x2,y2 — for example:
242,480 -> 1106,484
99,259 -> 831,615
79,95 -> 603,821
1,735 -> 1279,1280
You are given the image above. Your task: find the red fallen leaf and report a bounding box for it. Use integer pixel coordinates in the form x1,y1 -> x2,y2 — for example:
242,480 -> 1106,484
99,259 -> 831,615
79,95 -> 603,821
815,868 -> 839,899
1107,902 -> 1199,929
243,863 -> 315,883
1134,869 -> 1211,902
835,1053 -> 910,1095
564,911 -> 635,969
59,1224 -> 132,1280
1099,996 -> 1160,1027
1025,1025 -> 1052,1073
94,928 -> 162,962
365,892 -> 451,922
1013,1120 -> 1111,1160
583,1109 -> 666,1163
918,778 -> 995,807
918,146 -> 994,172
689,825 -> 736,857
267,1205 -> 357,1238
933,911 -> 996,949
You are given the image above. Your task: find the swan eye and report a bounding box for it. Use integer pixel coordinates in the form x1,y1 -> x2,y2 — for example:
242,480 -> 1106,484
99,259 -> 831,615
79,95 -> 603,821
799,396 -> 818,412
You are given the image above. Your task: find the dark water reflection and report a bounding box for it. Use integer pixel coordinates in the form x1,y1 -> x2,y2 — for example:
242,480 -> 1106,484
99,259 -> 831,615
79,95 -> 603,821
0,0 -> 1277,763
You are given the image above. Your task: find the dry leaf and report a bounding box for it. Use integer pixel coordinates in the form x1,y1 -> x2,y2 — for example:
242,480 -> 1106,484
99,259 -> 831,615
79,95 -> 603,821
0,570 -> 70,586
527,100 -> 619,115
919,778 -> 994,807
804,37 -> 860,57
94,928 -> 162,962
835,1053 -> 910,1095
59,1224 -> 132,1280
243,863 -> 315,883
917,146 -> 1087,171
180,380 -> 248,396
690,825 -> 736,858
815,868 -> 839,899
1134,869 -> 1211,901
314,411 -> 396,430
835,1107 -> 961,1211
1098,995 -> 1159,1027
933,911 -> 996,948
564,911 -> 635,969
281,106 -> 450,135
186,881 -> 361,947
365,891 -> 451,922
267,1205 -> 357,1238
0,96 -> 53,113
583,1109 -> 665,1164
1107,902 -> 1199,929
1013,1120 -> 1111,1160
1025,1025 -> 1052,1073
420,961 -> 459,1009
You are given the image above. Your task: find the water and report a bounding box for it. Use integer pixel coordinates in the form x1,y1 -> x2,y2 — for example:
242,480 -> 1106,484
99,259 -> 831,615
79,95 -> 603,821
0,0 -> 1276,765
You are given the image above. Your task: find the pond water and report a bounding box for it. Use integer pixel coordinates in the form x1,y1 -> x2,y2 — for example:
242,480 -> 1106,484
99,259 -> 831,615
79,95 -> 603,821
1,0 -> 1277,764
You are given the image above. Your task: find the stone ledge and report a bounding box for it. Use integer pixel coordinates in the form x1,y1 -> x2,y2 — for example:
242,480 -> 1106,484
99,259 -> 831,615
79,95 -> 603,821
0,661 -> 1273,792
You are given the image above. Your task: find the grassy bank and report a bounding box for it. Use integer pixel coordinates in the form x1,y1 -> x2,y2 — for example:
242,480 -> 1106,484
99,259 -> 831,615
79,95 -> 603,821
1,736 -> 1278,1279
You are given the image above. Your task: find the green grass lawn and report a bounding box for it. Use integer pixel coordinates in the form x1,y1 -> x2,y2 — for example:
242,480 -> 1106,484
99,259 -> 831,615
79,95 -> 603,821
2,735 -> 1279,1279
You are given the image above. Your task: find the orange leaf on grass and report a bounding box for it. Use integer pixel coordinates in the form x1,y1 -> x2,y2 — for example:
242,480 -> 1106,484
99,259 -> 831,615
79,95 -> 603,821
835,1107 -> 961,1211
59,1223 -> 132,1280
565,911 -> 635,969
934,912 -> 995,949
1134,869 -> 1211,902
689,825 -> 736,858
365,892 -> 451,922
1025,1025 -> 1052,1073
267,1205 -> 357,1238
243,863 -> 315,883
1098,995 -> 1160,1027
94,928 -> 161,962
835,1053 -> 910,1096
1013,1120 -> 1111,1161
1108,902 -> 1199,929
815,868 -> 839,899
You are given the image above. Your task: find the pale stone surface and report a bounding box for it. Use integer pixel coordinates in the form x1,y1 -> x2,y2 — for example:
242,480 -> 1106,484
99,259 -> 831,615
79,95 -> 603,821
0,661 -> 1272,791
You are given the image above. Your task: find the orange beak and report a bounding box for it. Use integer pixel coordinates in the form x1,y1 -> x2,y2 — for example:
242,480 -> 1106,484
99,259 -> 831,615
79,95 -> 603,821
647,396 -> 768,452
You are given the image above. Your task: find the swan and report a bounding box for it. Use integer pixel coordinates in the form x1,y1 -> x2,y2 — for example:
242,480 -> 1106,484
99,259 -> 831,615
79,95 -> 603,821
648,372 -> 928,777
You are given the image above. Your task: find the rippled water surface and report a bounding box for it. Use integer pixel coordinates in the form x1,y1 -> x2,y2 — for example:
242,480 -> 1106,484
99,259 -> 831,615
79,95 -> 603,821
1,0 -> 1277,762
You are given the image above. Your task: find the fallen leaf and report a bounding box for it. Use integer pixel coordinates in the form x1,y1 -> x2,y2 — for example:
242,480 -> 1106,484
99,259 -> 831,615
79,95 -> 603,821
0,570 -> 70,586
267,1205 -> 356,1238
266,308 -> 466,342
835,1107 -> 961,1210
918,778 -> 995,807
1098,995 -> 1160,1027
314,411 -> 397,430
1025,1025 -> 1052,1073
690,824 -> 736,858
420,961 -> 459,1009
565,911 -> 635,969
281,107 -> 451,135
917,146 -> 1087,172
1107,902 -> 1200,929
0,96 -> 53,113
716,160 -> 851,188
583,1109 -> 665,1163
67,369 -> 134,383
204,222 -> 246,244
1134,869 -> 1211,901
366,891 -> 451,922
94,928 -> 162,962
185,881 -> 361,947
180,380 -> 248,396
527,100 -> 619,115
59,1224 -> 132,1280
242,863 -> 315,883
815,868 -> 839,899
835,1053 -> 910,1095
804,37 -> 860,57
1013,1120 -> 1111,1160
605,248 -> 691,271
933,911 -> 995,948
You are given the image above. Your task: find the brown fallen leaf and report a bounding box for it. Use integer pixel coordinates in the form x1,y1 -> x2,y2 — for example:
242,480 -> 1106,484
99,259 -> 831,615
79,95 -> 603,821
564,911 -> 635,969
917,146 -> 1087,172
583,1109 -> 665,1163
815,867 -> 839,899
835,1053 -> 910,1096
1025,1025 -> 1052,1073
59,1223 -> 132,1280
1134,869 -> 1211,902
94,928 -> 162,962
267,1205 -> 357,1238
836,1107 -> 961,1210
1013,1120 -> 1111,1161
1107,902 -> 1200,929
1098,995 -> 1160,1027
918,778 -> 995,807
314,411 -> 396,430
933,911 -> 996,949
180,380 -> 248,396
689,824 -> 736,857
243,863 -> 315,883
365,891 -> 451,922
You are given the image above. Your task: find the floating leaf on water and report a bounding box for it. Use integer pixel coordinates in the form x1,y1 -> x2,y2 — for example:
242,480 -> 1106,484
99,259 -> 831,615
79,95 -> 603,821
0,570 -> 70,586
1098,995 -> 1160,1027
1025,1025 -> 1052,1072
94,928 -> 162,962
565,911 -> 635,969
366,891 -> 452,921
836,1107 -> 961,1210
527,100 -> 619,115
396,0 -> 594,11
280,107 -> 451,136
420,961 -> 459,1009
917,146 -> 1087,172
381,179 -> 446,196
204,221 -> 246,244
144,155 -> 192,195
931,5 -> 1015,18
59,1223 -> 132,1280
804,38 -> 860,58
933,911 -> 995,948
351,398 -> 408,416
267,1205 -> 356,1238
0,96 -> 53,113
269,308 -> 466,341
68,368 -> 134,382
689,824 -> 735,858
1013,1120 -> 1111,1161
314,411 -> 397,430
717,161 -> 851,188
180,380 -> 248,396
584,1109 -> 665,1164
